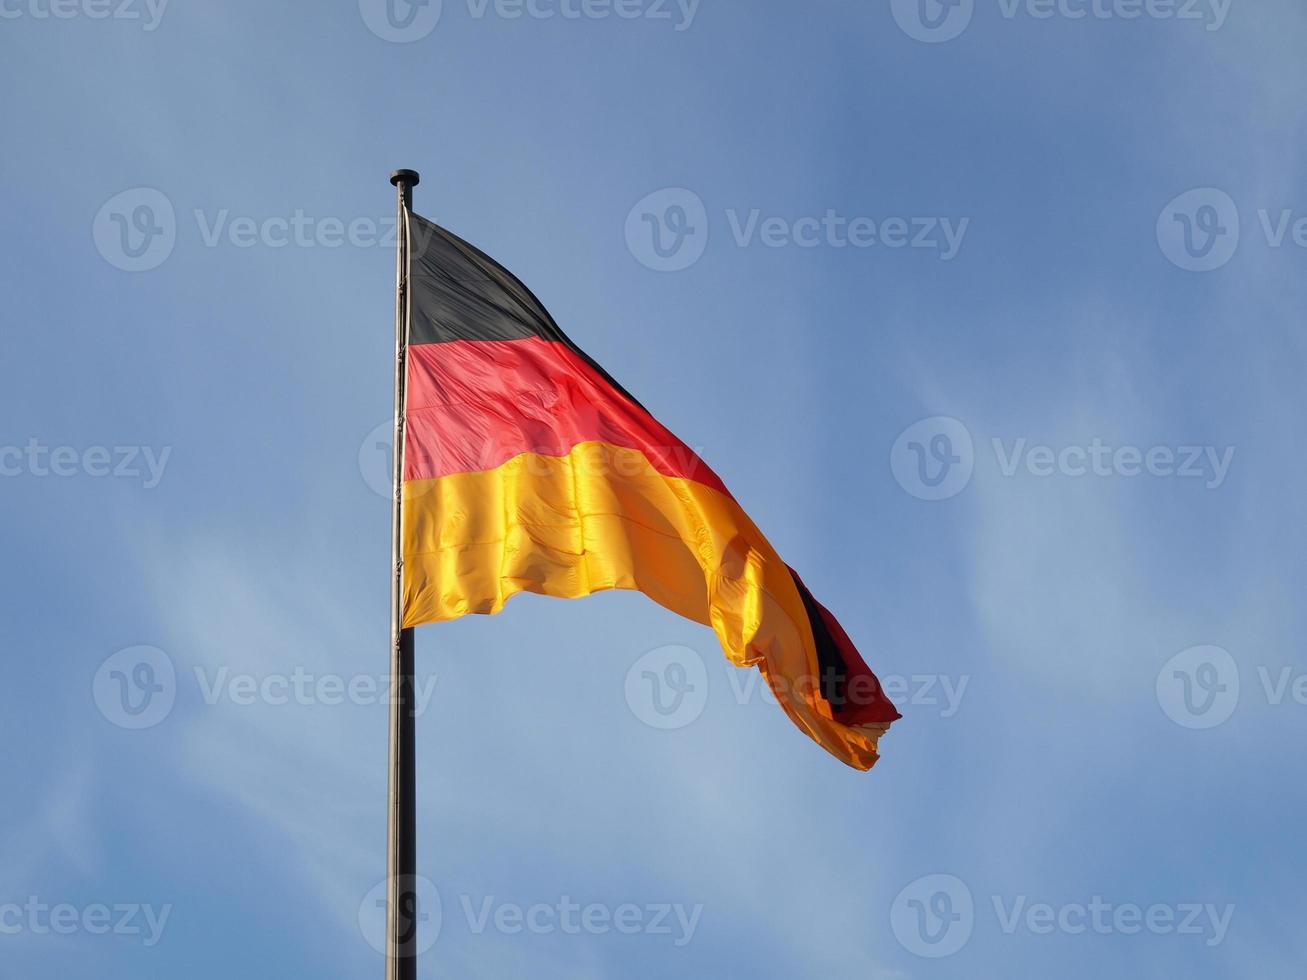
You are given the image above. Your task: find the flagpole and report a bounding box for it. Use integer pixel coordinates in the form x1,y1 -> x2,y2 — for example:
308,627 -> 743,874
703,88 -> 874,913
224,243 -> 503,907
387,167 -> 420,980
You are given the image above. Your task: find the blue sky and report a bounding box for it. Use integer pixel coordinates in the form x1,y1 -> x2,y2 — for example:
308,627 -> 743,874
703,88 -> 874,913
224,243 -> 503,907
2,0 -> 1304,976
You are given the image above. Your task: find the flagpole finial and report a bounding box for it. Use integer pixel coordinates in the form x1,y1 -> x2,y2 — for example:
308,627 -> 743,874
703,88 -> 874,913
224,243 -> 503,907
390,169 -> 421,187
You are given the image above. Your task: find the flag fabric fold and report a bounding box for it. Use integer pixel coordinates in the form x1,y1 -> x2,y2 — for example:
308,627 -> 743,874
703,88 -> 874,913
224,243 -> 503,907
399,212 -> 901,770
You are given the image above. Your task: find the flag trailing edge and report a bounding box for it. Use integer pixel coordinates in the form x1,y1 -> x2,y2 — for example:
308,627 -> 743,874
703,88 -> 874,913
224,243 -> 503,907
398,212 -> 901,770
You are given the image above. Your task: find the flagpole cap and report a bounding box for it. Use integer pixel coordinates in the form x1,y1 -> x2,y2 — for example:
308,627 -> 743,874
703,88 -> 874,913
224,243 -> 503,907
390,169 -> 421,187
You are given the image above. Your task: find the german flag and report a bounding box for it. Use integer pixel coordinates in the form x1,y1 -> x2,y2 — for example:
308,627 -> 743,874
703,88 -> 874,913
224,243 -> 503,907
400,212 -> 900,770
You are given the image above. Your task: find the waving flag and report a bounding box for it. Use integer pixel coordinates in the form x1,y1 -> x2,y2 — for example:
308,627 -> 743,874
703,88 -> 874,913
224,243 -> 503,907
399,212 -> 900,769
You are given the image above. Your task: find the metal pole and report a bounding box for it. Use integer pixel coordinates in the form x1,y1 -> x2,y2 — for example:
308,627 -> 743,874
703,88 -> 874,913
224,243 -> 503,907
386,167 -> 420,980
